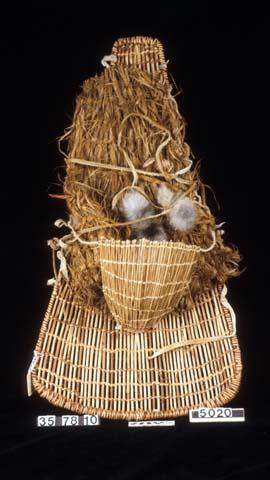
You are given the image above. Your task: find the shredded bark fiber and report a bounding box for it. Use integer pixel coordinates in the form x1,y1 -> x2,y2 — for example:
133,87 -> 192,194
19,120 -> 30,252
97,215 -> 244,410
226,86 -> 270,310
52,64 -> 240,309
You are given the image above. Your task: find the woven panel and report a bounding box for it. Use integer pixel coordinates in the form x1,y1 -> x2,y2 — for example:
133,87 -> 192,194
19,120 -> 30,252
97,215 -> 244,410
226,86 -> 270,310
111,36 -> 169,82
99,239 -> 200,331
31,277 -> 242,420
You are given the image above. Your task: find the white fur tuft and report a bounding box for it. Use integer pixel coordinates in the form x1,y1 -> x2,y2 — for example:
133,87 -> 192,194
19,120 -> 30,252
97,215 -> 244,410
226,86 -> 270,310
168,198 -> 196,232
120,189 -> 156,231
120,190 -> 169,241
120,190 -> 152,220
156,184 -> 175,207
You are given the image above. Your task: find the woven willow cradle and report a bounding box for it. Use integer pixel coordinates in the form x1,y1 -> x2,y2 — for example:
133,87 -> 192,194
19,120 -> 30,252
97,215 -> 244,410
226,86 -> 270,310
28,36 -> 242,420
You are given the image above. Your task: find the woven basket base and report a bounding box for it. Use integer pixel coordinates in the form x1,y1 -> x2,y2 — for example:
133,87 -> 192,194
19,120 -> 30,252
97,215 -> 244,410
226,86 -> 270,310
31,277 -> 242,420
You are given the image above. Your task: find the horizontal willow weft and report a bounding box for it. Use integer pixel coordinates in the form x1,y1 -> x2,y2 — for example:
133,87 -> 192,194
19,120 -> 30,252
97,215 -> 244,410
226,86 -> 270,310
30,275 -> 242,420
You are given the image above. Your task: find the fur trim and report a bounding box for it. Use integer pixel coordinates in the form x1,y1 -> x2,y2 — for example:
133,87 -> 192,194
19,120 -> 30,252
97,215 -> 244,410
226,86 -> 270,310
156,184 -> 175,207
168,198 -> 196,232
120,190 -> 152,220
120,190 -> 167,240
120,189 -> 156,232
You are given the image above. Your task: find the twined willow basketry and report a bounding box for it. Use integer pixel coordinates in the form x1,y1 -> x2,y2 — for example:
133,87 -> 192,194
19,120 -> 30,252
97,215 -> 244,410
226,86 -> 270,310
99,239 -> 200,332
27,36 -> 242,420
29,276 -> 241,419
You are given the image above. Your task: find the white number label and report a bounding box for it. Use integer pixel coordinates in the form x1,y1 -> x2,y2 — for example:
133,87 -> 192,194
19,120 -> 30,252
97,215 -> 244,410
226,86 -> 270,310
37,415 -> 100,427
199,408 -> 232,418
37,416 -> 56,427
61,415 -> 79,426
83,415 -> 100,426
189,407 -> 245,423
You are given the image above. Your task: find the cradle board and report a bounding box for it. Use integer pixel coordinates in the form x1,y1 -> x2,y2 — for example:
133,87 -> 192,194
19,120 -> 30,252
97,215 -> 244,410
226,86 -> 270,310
30,276 -> 242,420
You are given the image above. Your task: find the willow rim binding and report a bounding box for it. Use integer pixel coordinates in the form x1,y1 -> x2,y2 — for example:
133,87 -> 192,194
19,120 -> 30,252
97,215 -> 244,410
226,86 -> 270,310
28,36 -> 242,420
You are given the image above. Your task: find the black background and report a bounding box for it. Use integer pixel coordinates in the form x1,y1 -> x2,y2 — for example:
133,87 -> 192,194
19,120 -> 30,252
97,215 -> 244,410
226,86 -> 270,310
1,1 -> 269,478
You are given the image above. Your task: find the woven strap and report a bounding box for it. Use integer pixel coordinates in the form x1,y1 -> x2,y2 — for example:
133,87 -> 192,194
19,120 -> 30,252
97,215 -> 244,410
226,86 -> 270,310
148,285 -> 236,359
26,351 -> 44,396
